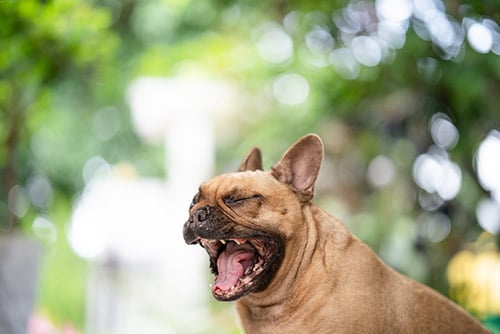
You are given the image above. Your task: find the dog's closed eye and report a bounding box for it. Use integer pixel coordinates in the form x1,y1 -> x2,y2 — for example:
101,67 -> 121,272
223,194 -> 262,207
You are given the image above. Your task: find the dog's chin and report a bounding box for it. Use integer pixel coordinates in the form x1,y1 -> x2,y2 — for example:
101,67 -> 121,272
196,235 -> 284,301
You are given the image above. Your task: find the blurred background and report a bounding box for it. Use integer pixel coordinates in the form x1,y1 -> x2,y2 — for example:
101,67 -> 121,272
1,0 -> 500,333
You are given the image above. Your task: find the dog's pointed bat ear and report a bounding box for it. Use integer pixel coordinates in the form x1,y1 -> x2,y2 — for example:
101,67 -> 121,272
271,134 -> 323,200
238,147 -> 263,171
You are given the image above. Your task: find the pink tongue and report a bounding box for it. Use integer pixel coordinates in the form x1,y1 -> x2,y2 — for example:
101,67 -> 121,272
214,243 -> 255,291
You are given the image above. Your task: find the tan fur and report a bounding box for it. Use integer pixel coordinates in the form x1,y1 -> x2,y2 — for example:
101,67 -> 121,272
236,205 -> 487,333
193,134 -> 489,333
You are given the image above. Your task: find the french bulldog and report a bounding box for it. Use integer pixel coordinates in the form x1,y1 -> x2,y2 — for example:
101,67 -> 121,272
183,134 -> 489,333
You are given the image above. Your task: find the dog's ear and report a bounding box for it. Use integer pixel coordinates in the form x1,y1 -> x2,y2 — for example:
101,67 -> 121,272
271,134 -> 323,200
238,147 -> 263,171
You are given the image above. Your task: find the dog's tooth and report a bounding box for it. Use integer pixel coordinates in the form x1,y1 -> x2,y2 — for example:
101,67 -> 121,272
220,240 -> 226,245
233,238 -> 246,245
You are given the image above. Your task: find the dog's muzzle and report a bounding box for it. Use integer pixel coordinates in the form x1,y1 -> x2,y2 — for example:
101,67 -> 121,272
183,206 -> 212,244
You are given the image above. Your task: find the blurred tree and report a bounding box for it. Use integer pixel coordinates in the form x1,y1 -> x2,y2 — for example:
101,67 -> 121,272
0,0 -> 119,330
0,0 -> 118,230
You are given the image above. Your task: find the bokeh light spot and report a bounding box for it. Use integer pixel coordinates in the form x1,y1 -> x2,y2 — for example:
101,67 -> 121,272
329,47 -> 360,79
418,212 -> 451,243
413,150 -> 461,200
367,155 -> 396,188
476,197 -> 500,234
376,0 -> 412,22
412,0 -> 445,22
305,28 -> 334,54
427,12 -> 457,49
476,130 -> 500,197
27,174 -> 53,209
377,21 -> 407,49
256,24 -> 293,63
32,216 -> 58,244
82,156 -> 112,184
272,73 -> 310,106
467,22 -> 493,54
92,106 -> 121,141
430,113 -> 459,150
8,185 -> 30,218
418,191 -> 445,211
351,36 -> 382,66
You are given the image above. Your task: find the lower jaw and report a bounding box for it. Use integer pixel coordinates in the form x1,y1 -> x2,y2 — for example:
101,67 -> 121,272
213,290 -> 244,301
212,283 -> 253,301
213,278 -> 279,302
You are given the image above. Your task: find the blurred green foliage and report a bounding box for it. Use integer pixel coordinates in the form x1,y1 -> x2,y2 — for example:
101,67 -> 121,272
1,0 -> 500,331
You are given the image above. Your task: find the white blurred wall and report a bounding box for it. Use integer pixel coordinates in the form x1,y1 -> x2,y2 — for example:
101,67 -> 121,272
70,77 -> 236,333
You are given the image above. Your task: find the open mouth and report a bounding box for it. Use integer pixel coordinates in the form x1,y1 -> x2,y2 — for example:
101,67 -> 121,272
198,236 -> 283,301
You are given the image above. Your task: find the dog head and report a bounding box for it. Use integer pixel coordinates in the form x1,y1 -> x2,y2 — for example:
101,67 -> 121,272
183,134 -> 323,301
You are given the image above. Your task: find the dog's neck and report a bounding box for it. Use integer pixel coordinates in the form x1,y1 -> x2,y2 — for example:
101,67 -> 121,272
236,203 -> 353,326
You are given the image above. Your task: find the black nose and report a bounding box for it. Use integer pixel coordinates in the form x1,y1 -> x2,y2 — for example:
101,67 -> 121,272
195,206 -> 211,223
183,206 -> 213,244
183,217 -> 198,244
